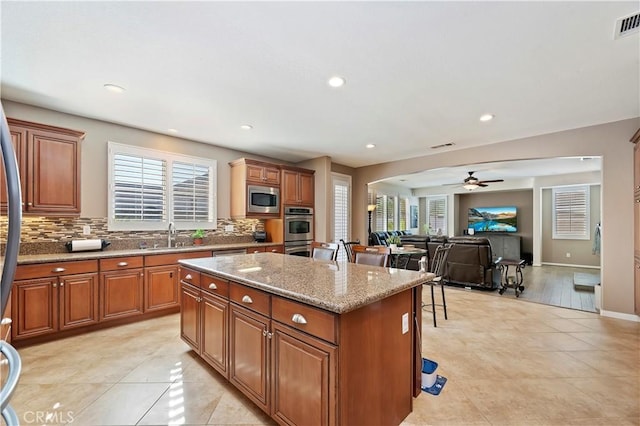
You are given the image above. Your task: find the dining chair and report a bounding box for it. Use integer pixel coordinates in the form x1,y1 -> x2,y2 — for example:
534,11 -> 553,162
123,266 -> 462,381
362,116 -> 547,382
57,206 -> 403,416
351,245 -> 391,267
310,241 -> 339,261
421,243 -> 452,327
339,239 -> 360,263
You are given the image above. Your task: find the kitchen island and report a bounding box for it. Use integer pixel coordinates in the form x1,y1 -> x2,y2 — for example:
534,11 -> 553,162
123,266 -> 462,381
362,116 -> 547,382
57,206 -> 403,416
178,252 -> 433,426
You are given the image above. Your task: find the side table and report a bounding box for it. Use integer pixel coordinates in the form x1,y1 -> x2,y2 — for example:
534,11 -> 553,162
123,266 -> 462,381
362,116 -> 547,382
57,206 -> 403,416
498,259 -> 526,297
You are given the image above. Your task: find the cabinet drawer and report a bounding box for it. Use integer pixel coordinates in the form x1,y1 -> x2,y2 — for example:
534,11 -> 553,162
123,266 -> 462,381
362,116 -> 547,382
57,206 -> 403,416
145,251 -> 211,267
15,260 -> 98,280
179,267 -> 201,287
229,282 -> 270,316
272,297 -> 337,344
201,273 -> 229,298
99,256 -> 144,271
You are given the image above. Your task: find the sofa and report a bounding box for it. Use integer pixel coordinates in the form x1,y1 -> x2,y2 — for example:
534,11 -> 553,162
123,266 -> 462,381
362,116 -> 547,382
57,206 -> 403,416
443,236 -> 501,289
369,230 -> 413,246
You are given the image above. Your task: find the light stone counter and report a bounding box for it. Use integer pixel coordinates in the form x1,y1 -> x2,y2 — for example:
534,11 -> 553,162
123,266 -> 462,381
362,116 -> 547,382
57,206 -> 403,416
179,252 -> 434,314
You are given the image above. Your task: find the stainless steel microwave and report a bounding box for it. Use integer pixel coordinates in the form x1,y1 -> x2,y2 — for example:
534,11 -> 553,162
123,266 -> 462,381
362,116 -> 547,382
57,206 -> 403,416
247,184 -> 280,214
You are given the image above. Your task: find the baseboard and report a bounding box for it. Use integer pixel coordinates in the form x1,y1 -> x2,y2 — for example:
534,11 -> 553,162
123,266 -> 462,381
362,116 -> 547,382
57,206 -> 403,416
599,310 -> 640,322
541,262 -> 601,269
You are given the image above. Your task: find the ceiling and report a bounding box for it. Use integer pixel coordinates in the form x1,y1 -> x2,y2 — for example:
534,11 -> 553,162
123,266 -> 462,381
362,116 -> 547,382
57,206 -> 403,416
1,2 -> 638,170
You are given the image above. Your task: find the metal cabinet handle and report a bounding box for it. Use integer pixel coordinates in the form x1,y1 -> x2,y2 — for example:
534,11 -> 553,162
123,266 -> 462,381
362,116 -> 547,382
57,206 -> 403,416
117,262 -> 128,267
263,330 -> 267,337
60,282 -> 64,287
253,250 -> 260,254
241,295 -> 253,304
271,249 -> 278,253
52,283 -> 57,288
52,267 -> 65,273
208,283 -> 217,290
185,274 -> 192,280
27,202 -> 32,206
292,313 -> 307,324
267,332 -> 273,339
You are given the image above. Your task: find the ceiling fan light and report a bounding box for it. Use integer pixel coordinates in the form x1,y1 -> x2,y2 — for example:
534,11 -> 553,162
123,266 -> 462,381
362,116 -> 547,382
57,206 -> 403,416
463,183 -> 479,190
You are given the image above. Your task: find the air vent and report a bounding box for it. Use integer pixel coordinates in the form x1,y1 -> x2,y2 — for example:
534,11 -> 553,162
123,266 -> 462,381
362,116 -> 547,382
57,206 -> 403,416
614,12 -> 640,39
430,142 -> 455,149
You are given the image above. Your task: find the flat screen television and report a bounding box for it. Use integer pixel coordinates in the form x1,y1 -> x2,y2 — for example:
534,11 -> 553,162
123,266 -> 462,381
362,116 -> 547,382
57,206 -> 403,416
468,206 -> 517,233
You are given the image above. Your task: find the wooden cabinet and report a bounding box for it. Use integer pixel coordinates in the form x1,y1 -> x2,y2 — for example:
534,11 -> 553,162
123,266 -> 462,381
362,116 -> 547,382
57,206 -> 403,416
201,290 -> 229,377
99,257 -> 144,321
246,245 -> 284,254
2,118 -> 84,215
145,265 -> 179,312
632,129 -> 640,314
230,158 -> 281,219
282,167 -> 314,207
11,260 -> 98,340
180,281 -> 201,351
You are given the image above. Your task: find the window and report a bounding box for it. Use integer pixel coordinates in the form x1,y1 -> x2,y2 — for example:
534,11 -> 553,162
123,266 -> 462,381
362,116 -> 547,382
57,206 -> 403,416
108,142 -> 217,231
426,196 -> 447,235
332,173 -> 351,262
552,185 -> 589,240
398,197 -> 408,230
374,194 -> 398,231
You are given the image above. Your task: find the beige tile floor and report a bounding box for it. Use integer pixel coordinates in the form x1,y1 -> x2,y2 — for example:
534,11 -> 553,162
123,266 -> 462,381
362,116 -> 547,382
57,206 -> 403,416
4,288 -> 639,426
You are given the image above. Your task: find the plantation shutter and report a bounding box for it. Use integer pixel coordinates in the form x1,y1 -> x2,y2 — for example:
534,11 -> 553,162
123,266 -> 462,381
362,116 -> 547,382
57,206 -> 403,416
399,197 -> 408,230
333,174 -> 350,262
172,161 -> 212,222
375,196 -> 385,231
553,186 -> 590,239
427,197 -> 446,235
112,153 -> 166,222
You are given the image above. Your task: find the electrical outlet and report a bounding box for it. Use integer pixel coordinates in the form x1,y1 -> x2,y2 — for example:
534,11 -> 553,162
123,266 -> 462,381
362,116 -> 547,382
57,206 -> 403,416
566,252 -> 571,258
82,225 -> 91,235
224,225 -> 234,232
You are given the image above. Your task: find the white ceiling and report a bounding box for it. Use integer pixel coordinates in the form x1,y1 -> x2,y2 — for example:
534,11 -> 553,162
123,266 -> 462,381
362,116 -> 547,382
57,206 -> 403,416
1,2 -> 638,171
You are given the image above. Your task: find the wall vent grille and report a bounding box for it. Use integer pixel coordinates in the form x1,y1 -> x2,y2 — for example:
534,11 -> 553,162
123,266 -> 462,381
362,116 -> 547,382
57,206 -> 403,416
430,142 -> 455,149
614,12 -> 640,39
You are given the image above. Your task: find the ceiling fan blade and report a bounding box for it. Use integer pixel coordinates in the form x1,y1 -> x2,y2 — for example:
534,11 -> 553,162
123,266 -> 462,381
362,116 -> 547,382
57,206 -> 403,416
477,183 -> 488,187
478,179 -> 504,184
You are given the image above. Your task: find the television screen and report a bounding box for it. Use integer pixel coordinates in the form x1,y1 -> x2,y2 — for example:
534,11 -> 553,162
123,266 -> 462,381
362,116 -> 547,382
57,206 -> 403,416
468,206 -> 517,233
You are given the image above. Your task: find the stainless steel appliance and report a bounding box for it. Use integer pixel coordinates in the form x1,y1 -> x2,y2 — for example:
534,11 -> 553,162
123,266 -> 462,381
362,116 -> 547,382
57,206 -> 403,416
284,206 -> 313,242
284,206 -> 313,257
247,184 -> 280,214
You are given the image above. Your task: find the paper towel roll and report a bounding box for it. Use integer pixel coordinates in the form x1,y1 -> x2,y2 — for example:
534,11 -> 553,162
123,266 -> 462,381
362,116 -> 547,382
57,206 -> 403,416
66,239 -> 109,252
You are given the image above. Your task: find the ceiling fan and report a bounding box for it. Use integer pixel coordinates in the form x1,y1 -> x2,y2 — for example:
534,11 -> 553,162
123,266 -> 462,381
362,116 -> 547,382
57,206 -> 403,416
458,171 -> 504,189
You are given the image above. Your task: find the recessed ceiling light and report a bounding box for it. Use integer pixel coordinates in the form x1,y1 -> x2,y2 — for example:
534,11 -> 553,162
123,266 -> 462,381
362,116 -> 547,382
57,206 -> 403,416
328,76 -> 346,88
366,143 -> 376,149
103,83 -> 125,93
479,114 -> 494,122
240,124 -> 253,130
168,128 -> 178,133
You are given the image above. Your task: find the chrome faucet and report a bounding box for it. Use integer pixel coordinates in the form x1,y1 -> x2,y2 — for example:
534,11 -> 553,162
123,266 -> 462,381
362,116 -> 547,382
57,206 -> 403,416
168,222 -> 176,248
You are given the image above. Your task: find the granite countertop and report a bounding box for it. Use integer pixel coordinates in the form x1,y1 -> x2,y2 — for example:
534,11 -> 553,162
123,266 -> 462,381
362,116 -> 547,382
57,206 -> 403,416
15,242 -> 278,265
179,253 -> 434,314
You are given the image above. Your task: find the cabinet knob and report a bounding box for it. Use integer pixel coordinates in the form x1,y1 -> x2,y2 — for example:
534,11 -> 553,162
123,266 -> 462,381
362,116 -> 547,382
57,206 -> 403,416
52,283 -> 57,288
208,283 -> 217,290
52,267 -> 65,273
185,274 -> 192,280
291,313 -> 307,324
253,250 -> 260,254
271,249 -> 277,253
117,262 -> 128,267
262,330 -> 267,337
60,282 -> 64,287
267,332 -> 273,339
27,202 -> 32,206
241,295 -> 253,304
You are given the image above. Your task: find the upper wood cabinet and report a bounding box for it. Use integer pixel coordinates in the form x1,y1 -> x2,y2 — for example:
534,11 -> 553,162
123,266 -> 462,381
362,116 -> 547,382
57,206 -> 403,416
282,167 -> 314,207
2,118 -> 84,215
229,158 -> 281,219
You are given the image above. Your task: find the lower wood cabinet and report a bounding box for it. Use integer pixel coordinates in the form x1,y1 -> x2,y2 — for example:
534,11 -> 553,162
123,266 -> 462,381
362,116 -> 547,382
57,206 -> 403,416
180,282 -> 201,350
100,268 -> 144,321
201,290 -> 229,377
145,265 -> 179,312
12,261 -> 99,340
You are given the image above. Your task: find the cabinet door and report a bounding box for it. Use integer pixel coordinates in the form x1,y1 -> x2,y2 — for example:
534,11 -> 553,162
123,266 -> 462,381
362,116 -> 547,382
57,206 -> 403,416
145,265 -> 179,312
12,278 -> 58,340
229,304 -> 270,413
180,282 -> 201,351
0,126 -> 27,211
100,269 -> 144,321
247,164 -> 280,185
298,172 -> 314,207
27,128 -> 80,214
201,291 -> 229,377
59,273 -> 99,330
271,322 -> 336,426
282,170 -> 300,205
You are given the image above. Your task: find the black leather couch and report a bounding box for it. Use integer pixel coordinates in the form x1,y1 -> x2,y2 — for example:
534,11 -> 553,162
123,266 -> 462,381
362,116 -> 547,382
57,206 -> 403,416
369,230 -> 413,246
443,236 -> 501,289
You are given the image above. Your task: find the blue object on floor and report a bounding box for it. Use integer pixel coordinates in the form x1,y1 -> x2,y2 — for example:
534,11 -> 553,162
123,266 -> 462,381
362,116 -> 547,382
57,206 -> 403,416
421,375 -> 447,396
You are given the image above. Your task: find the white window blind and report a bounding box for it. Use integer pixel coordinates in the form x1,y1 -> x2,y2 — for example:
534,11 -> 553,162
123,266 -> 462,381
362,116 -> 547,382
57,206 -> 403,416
552,186 -> 590,240
375,195 -> 386,231
332,174 -> 351,262
427,196 -> 447,235
108,142 -> 217,231
399,197 -> 408,230
374,194 -> 398,231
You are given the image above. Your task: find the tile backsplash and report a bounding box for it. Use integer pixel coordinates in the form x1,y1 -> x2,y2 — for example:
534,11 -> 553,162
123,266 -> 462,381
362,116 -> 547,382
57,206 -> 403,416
0,216 -> 265,255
